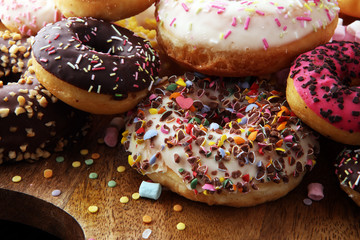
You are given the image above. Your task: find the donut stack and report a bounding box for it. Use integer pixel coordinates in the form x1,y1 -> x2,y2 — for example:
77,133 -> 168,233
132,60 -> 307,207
2,0 -> 359,207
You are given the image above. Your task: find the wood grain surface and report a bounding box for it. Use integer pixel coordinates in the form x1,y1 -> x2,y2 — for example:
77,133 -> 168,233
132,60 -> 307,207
0,115 -> 359,240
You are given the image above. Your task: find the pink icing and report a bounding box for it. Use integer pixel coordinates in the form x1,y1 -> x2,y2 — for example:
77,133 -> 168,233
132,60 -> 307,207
290,41 -> 360,133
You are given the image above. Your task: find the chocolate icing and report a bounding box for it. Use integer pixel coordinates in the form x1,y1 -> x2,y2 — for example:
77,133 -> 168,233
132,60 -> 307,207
32,17 -> 161,100
0,30 -> 89,164
336,148 -> 360,193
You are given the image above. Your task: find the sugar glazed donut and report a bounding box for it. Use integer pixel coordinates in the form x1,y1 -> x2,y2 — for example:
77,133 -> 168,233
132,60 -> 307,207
155,0 -> 339,77
32,17 -> 161,115
0,0 -> 62,36
123,73 -> 319,207
54,0 -> 155,22
286,41 -> 360,146
0,32 -> 89,163
335,147 -> 360,206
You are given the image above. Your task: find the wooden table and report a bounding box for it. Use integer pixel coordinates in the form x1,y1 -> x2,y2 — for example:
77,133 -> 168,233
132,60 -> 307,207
0,115 -> 359,240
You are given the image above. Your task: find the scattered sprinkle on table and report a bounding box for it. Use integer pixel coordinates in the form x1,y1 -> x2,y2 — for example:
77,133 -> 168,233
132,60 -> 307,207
97,138 -> 105,144
142,229 -> 152,239
120,196 -> 129,204
51,189 -> 61,197
131,192 -> 140,200
107,180 -> 117,188
91,153 -> 100,159
89,173 -> 98,179
303,198 -> 313,206
43,169 -> 53,178
117,166 -> 126,173
88,205 -> 99,213
80,149 -> 89,155
12,175 -> 22,183
176,222 -> 186,230
55,156 -> 65,163
72,161 -> 81,168
142,215 -> 152,224
173,204 -> 183,212
84,159 -> 94,166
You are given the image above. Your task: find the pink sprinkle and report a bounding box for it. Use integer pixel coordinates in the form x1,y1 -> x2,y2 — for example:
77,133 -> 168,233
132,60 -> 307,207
133,84 -> 139,88
40,58 -> 48,63
283,26 -> 287,31
307,183 -> 324,201
262,38 -> 269,50
170,18 -> 176,27
160,125 -> 169,134
202,184 -> 215,191
275,18 -> 281,27
92,67 -> 106,71
296,16 -> 312,21
181,3 -> 189,12
149,94 -> 157,100
224,30 -> 232,39
244,16 -> 250,30
255,10 -> 265,16
231,17 -> 237,27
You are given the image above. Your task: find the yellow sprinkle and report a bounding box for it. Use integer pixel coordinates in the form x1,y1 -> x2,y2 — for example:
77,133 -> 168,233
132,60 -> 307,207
121,137 -> 127,144
117,165 -> 126,173
176,222 -> 186,230
149,108 -> 158,114
12,175 -> 22,183
208,141 -> 215,146
88,205 -> 99,213
80,149 -> 89,155
132,192 -> 140,200
219,177 -> 225,183
173,204 -> 183,212
122,130 -> 129,137
175,78 -> 186,87
120,196 -> 129,204
72,161 -> 81,168
143,215 -> 152,224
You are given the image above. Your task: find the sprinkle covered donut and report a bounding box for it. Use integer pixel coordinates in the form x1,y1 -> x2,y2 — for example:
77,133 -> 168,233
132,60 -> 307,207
155,0 -> 339,77
0,31 -> 89,163
0,0 -> 62,36
32,17 -> 161,115
286,41 -> 360,145
335,147 -> 360,206
123,73 -> 318,207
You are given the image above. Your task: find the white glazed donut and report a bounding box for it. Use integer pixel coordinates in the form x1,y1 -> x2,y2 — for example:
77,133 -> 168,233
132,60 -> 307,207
123,73 -> 319,207
155,0 -> 339,77
0,0 -> 62,36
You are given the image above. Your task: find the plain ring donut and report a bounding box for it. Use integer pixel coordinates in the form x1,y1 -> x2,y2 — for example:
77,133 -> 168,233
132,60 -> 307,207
54,0 -> 155,22
155,0 -> 339,77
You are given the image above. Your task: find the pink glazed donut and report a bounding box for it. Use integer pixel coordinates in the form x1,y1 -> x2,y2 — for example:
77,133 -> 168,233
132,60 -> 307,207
286,41 -> 360,145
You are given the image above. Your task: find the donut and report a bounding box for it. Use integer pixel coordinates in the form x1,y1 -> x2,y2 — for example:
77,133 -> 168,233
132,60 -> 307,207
32,17 -> 161,115
122,73 -> 319,207
0,30 -> 30,79
54,0 -> 155,22
0,0 -> 62,37
335,147 -> 360,207
0,32 -> 89,164
286,41 -> 360,146
337,0 -> 360,18
155,0 -> 339,77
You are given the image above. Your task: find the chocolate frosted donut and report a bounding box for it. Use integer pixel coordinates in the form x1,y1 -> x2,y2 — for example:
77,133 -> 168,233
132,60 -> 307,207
335,147 -> 360,206
32,17 -> 161,114
0,30 -> 89,164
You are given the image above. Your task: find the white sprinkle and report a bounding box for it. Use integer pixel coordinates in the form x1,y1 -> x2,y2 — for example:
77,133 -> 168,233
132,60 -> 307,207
97,85 -> 101,93
142,229 -> 152,239
76,54 -> 83,64
303,198 -> 312,206
67,62 -> 76,69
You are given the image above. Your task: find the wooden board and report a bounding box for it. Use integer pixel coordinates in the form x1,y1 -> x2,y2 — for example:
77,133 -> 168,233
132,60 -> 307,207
0,115 -> 359,240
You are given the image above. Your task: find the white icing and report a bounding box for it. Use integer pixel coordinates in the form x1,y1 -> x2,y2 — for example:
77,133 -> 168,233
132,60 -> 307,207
156,0 -> 339,51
